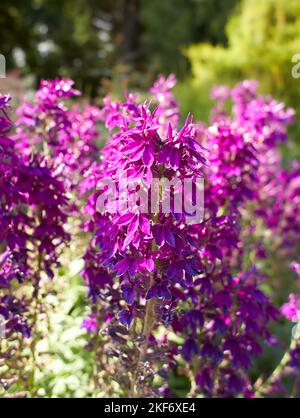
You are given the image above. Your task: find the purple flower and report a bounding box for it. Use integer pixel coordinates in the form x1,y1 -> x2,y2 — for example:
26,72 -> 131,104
0,92 -> 70,337
196,368 -> 213,396
118,309 -> 134,328
13,79 -> 102,191
81,78 -> 293,397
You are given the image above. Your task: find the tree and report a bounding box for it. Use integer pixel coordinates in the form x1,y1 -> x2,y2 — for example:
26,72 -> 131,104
0,0 -> 239,96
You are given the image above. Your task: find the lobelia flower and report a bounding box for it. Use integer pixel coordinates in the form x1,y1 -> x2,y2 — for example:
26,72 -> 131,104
291,261 -> 300,278
164,81 -> 288,397
268,262 -> 300,396
85,102 -> 206,313
0,87 -> 72,397
13,79 -> 102,190
149,74 -> 180,135
0,93 -> 70,336
281,294 -> 300,322
5,76 -> 299,397
210,80 -> 300,264
82,80 -> 280,397
82,87 -> 210,394
281,262 -> 300,322
0,94 -> 30,336
82,314 -> 99,333
210,85 -> 231,123
290,344 -> 300,369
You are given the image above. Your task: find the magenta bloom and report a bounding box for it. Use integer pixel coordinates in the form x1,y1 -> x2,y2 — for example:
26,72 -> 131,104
5,76 -> 300,398
82,315 -> 99,333
0,93 -> 70,336
290,345 -> 300,369
13,79 -> 102,190
149,74 -> 180,134
82,79 -> 283,397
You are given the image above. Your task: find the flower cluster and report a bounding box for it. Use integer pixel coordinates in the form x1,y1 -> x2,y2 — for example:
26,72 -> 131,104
0,91 -> 71,397
149,74 -> 180,135
210,80 -> 299,260
13,79 -> 102,189
2,74 -> 300,398
0,94 -> 29,336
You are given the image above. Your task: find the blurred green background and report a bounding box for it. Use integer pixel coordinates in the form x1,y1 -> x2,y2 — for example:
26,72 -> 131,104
0,0 -> 238,94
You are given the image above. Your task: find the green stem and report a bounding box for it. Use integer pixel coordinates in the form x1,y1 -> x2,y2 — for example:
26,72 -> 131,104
130,279 -> 156,398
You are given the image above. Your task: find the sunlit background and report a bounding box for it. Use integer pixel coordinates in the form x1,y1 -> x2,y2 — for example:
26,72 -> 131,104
1,0 -> 300,398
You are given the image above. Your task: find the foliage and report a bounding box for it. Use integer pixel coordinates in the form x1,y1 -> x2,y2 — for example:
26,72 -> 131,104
1,76 -> 300,398
139,0 -> 238,77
